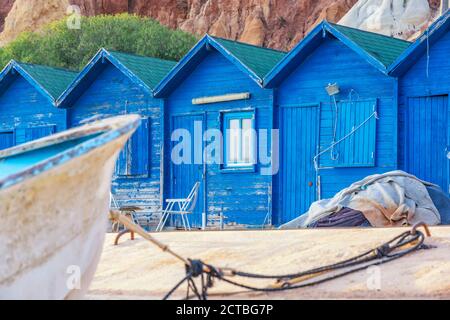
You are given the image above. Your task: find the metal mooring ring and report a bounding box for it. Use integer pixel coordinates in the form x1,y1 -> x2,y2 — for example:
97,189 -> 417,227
411,222 -> 431,237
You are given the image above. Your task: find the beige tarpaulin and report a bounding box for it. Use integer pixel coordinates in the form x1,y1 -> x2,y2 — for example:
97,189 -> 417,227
281,171 -> 441,228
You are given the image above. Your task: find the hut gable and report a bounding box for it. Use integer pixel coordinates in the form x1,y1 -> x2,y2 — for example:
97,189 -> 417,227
0,60 -> 77,104
0,61 -> 75,149
154,34 -> 286,97
264,21 -> 411,88
58,49 -> 177,107
66,61 -> 153,126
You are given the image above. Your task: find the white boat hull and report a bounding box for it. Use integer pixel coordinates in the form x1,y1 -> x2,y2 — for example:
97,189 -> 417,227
0,115 -> 140,299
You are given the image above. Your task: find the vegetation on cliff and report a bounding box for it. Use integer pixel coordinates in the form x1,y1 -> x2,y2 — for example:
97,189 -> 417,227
0,14 -> 198,70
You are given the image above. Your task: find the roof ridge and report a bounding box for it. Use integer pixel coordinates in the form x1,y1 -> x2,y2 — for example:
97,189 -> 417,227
108,50 -> 177,64
329,22 -> 412,44
210,35 -> 287,54
16,61 -> 78,73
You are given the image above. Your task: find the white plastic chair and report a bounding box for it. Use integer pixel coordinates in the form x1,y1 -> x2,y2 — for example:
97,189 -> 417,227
156,182 -> 201,232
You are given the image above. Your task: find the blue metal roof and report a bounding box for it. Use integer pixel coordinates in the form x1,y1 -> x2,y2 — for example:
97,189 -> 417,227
388,9 -> 450,76
264,21 -> 411,88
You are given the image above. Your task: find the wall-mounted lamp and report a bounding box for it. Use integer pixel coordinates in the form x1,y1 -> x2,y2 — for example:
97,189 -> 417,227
325,83 -> 340,96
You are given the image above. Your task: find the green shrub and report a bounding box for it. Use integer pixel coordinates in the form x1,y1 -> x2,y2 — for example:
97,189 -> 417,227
0,13 -> 198,70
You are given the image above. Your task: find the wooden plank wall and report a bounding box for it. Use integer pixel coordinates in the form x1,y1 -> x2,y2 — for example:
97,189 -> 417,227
0,75 -> 66,144
164,50 -> 274,227
67,62 -> 163,214
398,31 -> 450,193
275,37 -> 397,202
3,31 -> 449,227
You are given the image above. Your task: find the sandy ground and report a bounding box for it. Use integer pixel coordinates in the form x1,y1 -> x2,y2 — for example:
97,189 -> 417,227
87,227 -> 450,300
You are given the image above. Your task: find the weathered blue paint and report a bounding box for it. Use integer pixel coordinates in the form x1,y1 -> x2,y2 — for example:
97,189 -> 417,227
0,61 -> 61,105
391,10 -> 450,194
170,113 -> 206,227
0,63 -> 67,149
265,21 -> 392,88
268,29 -> 400,220
58,49 -> 153,107
405,96 -> 449,192
22,125 -> 57,143
159,46 -> 275,227
154,35 -> 264,97
62,50 -> 167,215
0,131 -> 14,150
115,117 -> 150,176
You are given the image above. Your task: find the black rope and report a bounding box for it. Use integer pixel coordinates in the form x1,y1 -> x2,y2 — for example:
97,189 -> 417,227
163,229 -> 427,300
162,272 -> 193,300
232,230 -> 420,280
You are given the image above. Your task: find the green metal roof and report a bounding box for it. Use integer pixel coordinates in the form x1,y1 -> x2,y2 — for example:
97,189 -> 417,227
331,23 -> 412,67
109,51 -> 177,90
17,62 -> 78,99
212,37 -> 287,78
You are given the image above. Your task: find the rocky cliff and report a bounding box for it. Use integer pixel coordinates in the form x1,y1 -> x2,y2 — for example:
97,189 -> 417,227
340,0 -> 441,40
0,0 -> 358,49
72,0 -> 359,50
0,0 -> 14,32
0,0 -> 69,45
0,0 -> 442,50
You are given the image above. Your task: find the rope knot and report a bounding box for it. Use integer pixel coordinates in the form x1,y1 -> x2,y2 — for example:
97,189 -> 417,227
187,259 -> 204,278
375,244 -> 391,258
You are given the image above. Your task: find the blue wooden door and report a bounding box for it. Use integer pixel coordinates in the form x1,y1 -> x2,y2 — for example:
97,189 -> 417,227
278,105 -> 319,224
406,95 -> 449,193
170,113 -> 205,228
0,132 -> 14,150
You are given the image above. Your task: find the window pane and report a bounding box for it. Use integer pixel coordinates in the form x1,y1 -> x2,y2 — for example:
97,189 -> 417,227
242,118 -> 254,164
228,119 -> 241,163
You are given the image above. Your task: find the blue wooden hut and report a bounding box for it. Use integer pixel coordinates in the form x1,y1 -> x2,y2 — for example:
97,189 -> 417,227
0,60 -> 76,150
264,21 -> 411,225
154,35 -> 286,228
58,48 -> 176,213
389,10 -> 450,195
